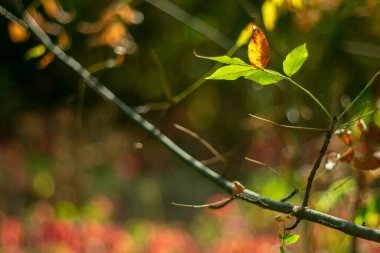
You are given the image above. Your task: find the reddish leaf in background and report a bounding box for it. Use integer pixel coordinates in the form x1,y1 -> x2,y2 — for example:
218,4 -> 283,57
334,128 -> 353,146
248,25 -> 270,69
354,122 -> 380,170
8,22 -> 29,43
339,147 -> 354,163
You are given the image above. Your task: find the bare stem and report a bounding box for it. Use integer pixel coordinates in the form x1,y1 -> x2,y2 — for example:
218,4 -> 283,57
174,124 -> 226,164
249,114 -> 327,132
285,77 -> 333,122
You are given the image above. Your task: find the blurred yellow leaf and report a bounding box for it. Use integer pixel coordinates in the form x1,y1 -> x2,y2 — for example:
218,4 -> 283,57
273,0 -> 284,6
235,22 -> 254,48
291,0 -> 303,9
262,1 -> 277,31
33,172 -> 55,199
24,44 -> 46,60
8,22 -> 29,43
248,25 -> 270,69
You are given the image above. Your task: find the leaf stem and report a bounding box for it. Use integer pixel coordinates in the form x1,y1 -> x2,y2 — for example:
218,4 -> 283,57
260,69 -> 332,122
249,114 -> 327,131
285,77 -> 332,122
338,70 -> 380,120
173,45 -> 239,103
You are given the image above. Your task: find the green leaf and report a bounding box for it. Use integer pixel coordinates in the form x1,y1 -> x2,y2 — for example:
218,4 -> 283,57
195,53 -> 249,66
24,44 -> 46,60
206,65 -> 254,80
245,69 -> 284,85
283,43 -> 308,77
284,234 -> 300,245
280,246 -> 286,253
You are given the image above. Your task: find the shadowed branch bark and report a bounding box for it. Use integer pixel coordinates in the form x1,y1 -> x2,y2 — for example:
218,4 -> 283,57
1,4 -> 380,243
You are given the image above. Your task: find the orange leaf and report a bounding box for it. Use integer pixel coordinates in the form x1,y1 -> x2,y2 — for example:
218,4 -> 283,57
339,147 -> 354,163
8,22 -> 29,43
334,128 -> 353,146
38,52 -> 54,69
248,25 -> 270,69
354,154 -> 380,171
57,31 -> 71,50
42,0 -> 59,19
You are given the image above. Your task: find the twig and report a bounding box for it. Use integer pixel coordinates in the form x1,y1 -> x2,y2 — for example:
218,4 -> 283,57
172,197 -> 233,208
245,157 -> 297,189
145,0 -> 233,50
174,124 -> 227,164
2,6 -> 380,243
338,70 -> 380,120
0,4 -> 27,29
151,49 -> 174,104
249,114 -> 327,132
338,105 -> 379,129
208,197 -> 235,209
280,188 -> 299,202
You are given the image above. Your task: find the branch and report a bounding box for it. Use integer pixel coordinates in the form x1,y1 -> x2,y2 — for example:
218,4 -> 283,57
285,117 -> 337,230
2,5 -> 380,243
174,123 -> 226,164
302,117 -> 337,207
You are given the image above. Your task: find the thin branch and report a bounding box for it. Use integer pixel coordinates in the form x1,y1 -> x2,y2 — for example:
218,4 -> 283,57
280,188 -> 299,202
145,0 -> 233,50
3,6 -> 380,243
260,69 -> 333,122
302,116 -> 337,208
135,42 -> 241,113
0,4 -> 27,29
249,114 -> 327,132
286,116 -> 337,230
208,197 -> 235,209
245,157 -> 297,189
151,49 -> 174,104
174,124 -> 226,164
285,77 -> 333,122
172,197 -> 233,208
338,106 -> 379,129
338,70 -> 380,120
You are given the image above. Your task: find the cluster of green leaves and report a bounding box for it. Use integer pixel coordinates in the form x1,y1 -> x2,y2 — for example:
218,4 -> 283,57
196,43 -> 308,85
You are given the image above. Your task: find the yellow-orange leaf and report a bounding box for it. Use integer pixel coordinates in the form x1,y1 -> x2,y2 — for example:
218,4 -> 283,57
248,25 -> 269,69
38,52 -> 54,69
8,22 -> 29,43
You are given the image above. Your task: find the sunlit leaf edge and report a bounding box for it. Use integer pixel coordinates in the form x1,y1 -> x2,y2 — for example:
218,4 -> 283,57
206,65 -> 254,80
195,53 -> 249,66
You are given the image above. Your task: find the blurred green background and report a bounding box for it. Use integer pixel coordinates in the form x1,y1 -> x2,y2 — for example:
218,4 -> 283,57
0,0 -> 379,252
